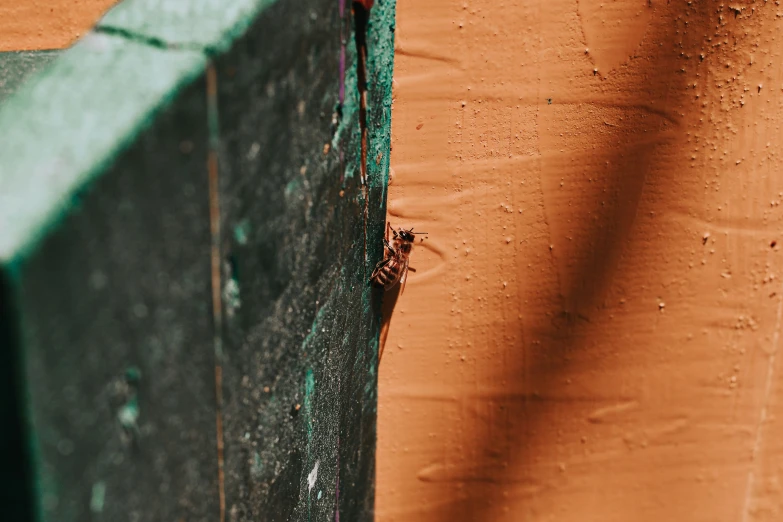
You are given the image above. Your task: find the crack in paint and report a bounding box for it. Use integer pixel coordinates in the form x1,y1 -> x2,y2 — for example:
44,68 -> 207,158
352,2 -> 370,186
352,1 -> 373,277
94,25 -> 175,51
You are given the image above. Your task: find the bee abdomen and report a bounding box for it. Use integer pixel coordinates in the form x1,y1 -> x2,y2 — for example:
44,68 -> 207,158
376,269 -> 396,285
375,263 -> 400,288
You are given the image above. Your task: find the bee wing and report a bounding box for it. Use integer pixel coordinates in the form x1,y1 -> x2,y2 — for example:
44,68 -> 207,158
399,258 -> 410,295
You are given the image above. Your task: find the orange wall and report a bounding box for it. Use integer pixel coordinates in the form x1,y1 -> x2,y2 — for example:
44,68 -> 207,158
0,0 -> 118,52
379,0 -> 783,521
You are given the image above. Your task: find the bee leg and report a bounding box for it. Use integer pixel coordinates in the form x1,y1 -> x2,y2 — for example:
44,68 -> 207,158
386,221 -> 400,244
389,221 -> 399,240
408,266 -> 416,272
383,238 -> 396,254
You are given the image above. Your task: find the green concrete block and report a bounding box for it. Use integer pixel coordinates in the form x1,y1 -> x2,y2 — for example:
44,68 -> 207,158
0,0 -> 396,521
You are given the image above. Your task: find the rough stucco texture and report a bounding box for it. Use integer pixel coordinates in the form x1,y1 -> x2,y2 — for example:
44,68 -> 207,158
378,0 -> 783,521
0,0 -> 118,52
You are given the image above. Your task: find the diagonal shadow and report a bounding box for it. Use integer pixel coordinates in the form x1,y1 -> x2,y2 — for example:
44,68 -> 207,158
413,1 -> 736,520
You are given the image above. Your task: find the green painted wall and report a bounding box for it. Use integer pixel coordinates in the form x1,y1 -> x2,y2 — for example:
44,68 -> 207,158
0,0 -> 395,520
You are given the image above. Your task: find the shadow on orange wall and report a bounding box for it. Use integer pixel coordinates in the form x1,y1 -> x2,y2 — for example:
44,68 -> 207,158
379,0 -> 783,520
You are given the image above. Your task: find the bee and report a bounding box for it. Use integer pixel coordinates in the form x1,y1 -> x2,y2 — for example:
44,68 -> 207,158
371,223 -> 426,293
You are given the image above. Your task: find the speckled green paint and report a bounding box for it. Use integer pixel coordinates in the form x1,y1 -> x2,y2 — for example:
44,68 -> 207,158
301,304 -> 331,353
233,219 -> 250,245
333,58 -> 360,169
366,1 -> 397,203
250,452 -> 263,478
304,368 -> 315,443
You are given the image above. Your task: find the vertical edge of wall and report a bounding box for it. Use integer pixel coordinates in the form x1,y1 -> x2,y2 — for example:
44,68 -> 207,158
0,0 -> 395,520
362,0 -> 398,516
200,0 -> 396,519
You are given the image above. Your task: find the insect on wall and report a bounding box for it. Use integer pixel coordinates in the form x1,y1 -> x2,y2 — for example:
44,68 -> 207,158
371,222 -> 428,293
372,222 -> 428,362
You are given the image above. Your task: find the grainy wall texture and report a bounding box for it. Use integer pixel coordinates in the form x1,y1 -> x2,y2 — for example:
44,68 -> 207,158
378,0 -> 783,521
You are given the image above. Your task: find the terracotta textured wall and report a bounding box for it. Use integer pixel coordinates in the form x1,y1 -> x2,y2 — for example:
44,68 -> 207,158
378,0 -> 783,521
0,0 -> 118,52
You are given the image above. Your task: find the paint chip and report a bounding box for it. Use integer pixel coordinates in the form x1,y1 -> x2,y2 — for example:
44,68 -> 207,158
308,460 -> 320,493
90,482 -> 106,513
251,452 -> 264,478
246,142 -> 260,160
117,400 -> 139,428
223,278 -> 241,314
234,219 -> 250,245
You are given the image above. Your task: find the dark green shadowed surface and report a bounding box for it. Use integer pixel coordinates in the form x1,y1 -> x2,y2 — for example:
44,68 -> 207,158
0,0 -> 395,521
212,0 -> 393,519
